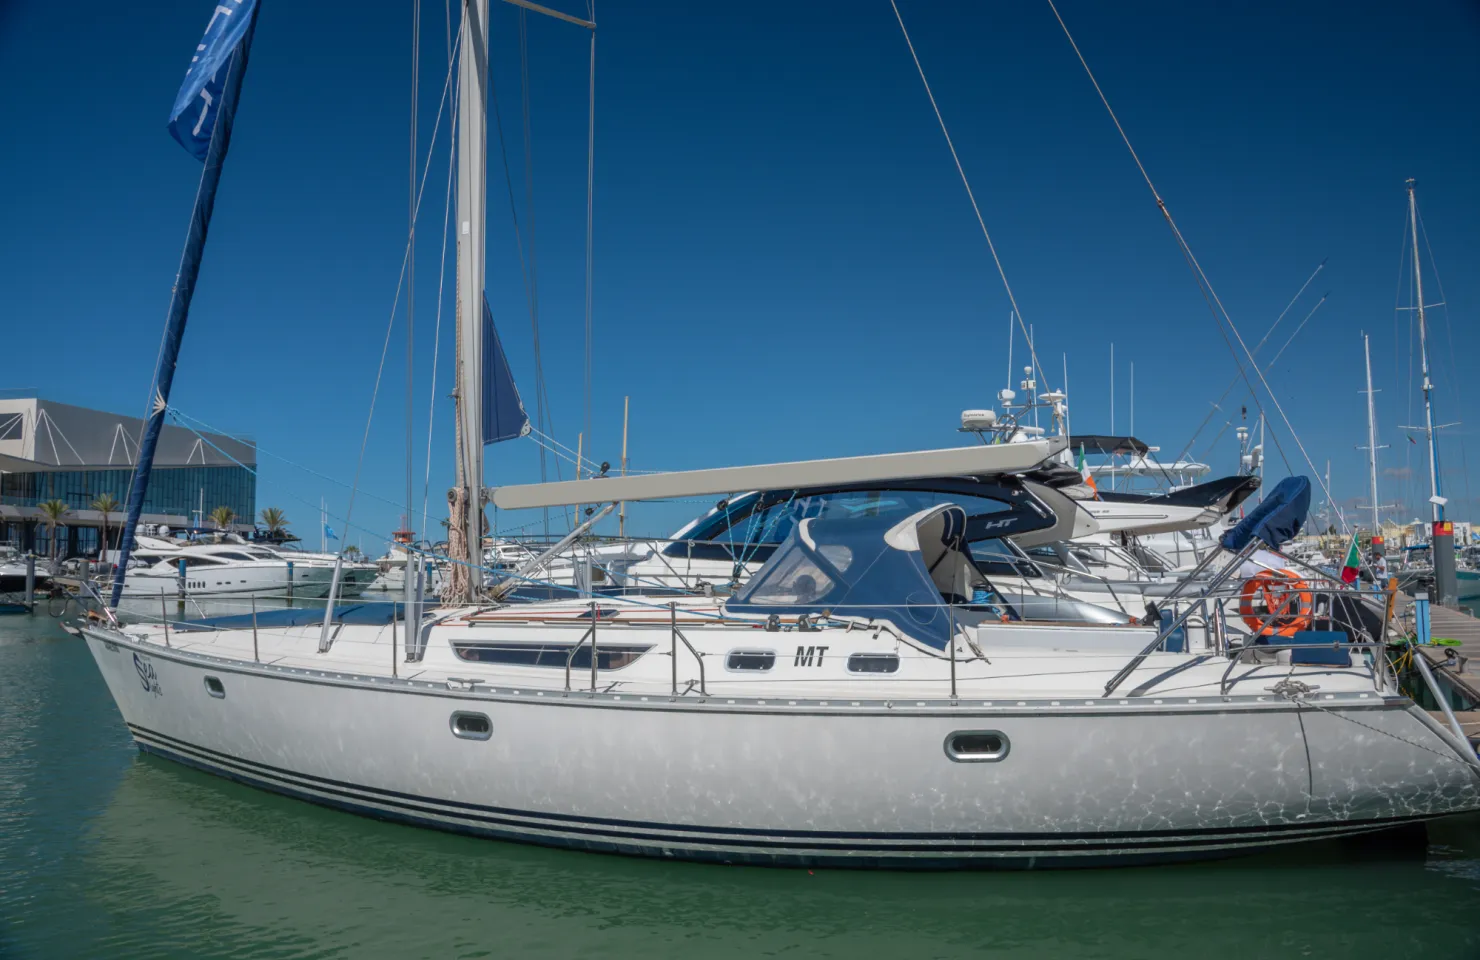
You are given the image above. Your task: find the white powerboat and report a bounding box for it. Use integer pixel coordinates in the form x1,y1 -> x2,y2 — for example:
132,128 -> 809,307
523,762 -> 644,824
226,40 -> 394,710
266,544 -> 378,597
115,535 -> 375,600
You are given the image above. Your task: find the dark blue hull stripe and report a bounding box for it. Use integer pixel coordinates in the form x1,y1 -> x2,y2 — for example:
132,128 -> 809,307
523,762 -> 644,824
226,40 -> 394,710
128,724 -> 1432,861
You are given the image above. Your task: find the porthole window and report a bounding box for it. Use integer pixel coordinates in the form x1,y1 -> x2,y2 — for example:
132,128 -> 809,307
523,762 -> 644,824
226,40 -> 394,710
203,676 -> 226,699
944,730 -> 1009,763
450,711 -> 492,741
725,649 -> 776,671
846,653 -> 900,674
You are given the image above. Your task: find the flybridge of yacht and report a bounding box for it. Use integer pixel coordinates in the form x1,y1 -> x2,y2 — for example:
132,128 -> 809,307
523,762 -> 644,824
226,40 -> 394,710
490,439 -> 1066,510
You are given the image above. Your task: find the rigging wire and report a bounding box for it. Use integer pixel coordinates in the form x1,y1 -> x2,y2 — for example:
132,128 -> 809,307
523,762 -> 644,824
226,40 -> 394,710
1258,294 -> 1331,375
342,33 -> 460,537
484,12 -> 567,533
517,6 -> 570,533
888,0 -> 1051,396
1043,0 -> 1348,532
1174,260 -> 1326,463
421,44 -> 461,542
168,408 -> 410,517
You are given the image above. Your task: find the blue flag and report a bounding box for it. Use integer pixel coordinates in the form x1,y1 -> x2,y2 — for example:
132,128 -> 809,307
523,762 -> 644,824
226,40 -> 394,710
324,524 -> 339,541
168,0 -> 261,160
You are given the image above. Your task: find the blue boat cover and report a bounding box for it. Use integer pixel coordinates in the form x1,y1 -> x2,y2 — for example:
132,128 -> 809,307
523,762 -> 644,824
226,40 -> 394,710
726,504 -> 972,651
1219,476 -> 1311,552
173,603 -> 410,632
483,294 -> 531,445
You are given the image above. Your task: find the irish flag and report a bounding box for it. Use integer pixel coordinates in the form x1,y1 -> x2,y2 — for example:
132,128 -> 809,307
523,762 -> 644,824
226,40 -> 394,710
1339,533 -> 1361,584
1077,445 -> 1098,496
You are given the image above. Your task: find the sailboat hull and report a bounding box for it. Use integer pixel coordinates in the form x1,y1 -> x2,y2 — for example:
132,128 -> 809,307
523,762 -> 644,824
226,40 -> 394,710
81,629 -> 1480,869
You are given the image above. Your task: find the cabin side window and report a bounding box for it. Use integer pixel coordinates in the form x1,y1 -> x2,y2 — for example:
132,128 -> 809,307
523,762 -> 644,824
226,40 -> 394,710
725,649 -> 776,671
450,641 -> 650,670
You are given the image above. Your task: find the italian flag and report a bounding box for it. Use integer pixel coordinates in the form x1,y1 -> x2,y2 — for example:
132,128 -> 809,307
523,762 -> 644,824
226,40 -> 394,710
1077,445 -> 1098,496
1339,533 -> 1361,584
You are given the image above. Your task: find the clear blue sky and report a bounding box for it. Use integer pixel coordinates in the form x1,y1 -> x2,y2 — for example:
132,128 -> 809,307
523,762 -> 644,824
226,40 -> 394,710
2,0 -> 1477,547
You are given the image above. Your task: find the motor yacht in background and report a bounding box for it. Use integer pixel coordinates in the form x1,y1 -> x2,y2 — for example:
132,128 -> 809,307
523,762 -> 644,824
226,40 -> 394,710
266,544 -> 378,597
114,533 -> 375,600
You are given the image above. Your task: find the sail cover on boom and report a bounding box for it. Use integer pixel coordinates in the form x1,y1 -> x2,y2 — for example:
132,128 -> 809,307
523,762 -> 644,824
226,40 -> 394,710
482,294 -> 530,445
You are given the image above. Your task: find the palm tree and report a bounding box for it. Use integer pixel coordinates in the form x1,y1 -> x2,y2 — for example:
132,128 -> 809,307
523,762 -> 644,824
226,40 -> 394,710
91,493 -> 121,561
37,499 -> 70,572
259,506 -> 290,538
209,506 -> 236,533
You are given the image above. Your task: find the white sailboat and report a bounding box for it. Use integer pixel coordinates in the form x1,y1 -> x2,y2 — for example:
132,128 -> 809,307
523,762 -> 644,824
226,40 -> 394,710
76,2 -> 1480,870
79,442 -> 1480,866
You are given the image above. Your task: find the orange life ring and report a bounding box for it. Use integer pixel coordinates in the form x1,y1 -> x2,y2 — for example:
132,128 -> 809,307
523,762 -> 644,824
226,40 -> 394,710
1238,569 -> 1314,636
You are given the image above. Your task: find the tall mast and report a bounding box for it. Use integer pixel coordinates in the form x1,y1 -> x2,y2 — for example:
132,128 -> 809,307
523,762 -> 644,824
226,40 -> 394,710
452,0 -> 489,602
1407,179 -> 1442,522
1361,333 -> 1382,535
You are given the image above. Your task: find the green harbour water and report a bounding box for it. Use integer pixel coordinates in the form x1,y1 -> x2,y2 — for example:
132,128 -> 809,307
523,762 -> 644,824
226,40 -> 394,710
3,611 -> 1480,960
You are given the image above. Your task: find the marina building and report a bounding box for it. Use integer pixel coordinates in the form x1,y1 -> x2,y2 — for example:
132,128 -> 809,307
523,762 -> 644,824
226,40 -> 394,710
0,397 -> 256,559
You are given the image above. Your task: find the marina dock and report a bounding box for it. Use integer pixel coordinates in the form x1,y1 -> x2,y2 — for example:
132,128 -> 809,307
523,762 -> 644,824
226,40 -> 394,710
1425,603 -> 1480,659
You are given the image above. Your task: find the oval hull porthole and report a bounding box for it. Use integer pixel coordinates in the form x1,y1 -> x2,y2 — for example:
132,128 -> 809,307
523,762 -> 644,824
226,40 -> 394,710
450,711 -> 492,741
204,676 -> 225,699
944,730 -> 1009,763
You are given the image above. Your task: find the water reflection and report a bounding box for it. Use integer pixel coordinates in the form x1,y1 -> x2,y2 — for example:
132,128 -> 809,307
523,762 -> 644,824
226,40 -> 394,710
72,758 -> 1480,960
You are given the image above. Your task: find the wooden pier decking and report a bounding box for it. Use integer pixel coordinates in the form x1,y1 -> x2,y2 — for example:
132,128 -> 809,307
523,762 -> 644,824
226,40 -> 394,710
1426,604 -> 1480,659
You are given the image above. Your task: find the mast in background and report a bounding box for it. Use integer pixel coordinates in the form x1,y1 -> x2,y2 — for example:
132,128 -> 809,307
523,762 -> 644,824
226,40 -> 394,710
1405,179 -> 1457,605
1359,333 -> 1387,540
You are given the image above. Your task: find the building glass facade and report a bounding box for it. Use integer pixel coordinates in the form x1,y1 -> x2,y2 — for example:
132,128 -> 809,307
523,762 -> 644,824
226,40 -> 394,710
1,465 -> 255,520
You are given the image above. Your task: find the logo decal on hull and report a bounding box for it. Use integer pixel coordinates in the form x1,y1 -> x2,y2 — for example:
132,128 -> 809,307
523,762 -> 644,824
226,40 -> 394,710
133,652 -> 163,697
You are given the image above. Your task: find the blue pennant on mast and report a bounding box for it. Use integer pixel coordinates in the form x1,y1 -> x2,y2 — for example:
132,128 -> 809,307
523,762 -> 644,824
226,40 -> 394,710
167,0 -> 260,160
482,294 -> 531,445
110,0 -> 260,607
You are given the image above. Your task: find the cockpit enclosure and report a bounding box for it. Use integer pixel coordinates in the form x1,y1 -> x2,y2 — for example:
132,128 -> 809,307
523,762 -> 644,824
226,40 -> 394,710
726,504 -> 980,652
663,475 -> 1057,565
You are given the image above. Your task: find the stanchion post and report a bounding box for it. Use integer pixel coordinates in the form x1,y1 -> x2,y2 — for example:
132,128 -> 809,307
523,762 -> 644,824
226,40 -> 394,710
589,600 -> 599,697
